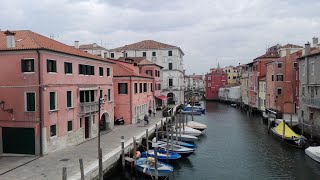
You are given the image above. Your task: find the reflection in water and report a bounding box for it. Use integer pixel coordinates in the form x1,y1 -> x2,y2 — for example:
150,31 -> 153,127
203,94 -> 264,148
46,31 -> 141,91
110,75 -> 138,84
107,102 -> 320,180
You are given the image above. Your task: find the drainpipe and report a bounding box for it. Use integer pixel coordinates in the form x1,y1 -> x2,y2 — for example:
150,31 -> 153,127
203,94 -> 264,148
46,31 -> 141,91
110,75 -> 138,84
130,77 -> 132,124
37,50 -> 43,156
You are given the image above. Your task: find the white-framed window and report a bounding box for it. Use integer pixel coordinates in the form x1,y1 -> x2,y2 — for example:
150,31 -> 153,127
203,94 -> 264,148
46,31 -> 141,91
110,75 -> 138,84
208,83 -> 211,87
25,92 -> 36,112
277,87 -> 282,95
208,76 -> 211,80
21,59 -> 35,73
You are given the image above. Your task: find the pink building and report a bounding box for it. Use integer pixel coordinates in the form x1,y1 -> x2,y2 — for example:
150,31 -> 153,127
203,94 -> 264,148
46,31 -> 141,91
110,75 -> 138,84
205,68 -> 227,100
111,58 -> 162,124
0,30 -> 114,155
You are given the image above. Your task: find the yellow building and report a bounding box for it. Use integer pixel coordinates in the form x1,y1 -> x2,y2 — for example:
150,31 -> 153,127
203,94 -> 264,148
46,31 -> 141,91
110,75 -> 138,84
223,66 -> 239,85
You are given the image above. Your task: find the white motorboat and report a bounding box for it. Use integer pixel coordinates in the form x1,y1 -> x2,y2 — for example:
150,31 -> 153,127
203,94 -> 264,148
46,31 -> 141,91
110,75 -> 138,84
152,138 -> 197,149
305,146 -> 320,163
172,126 -> 202,136
184,121 -> 207,131
152,141 -> 195,157
166,133 -> 198,142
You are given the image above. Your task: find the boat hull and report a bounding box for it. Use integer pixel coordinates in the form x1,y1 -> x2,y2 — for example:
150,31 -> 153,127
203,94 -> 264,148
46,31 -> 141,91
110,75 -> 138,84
141,149 -> 181,160
305,147 -> 320,163
136,158 -> 173,177
157,138 -> 197,149
270,128 -> 306,148
167,134 -> 198,142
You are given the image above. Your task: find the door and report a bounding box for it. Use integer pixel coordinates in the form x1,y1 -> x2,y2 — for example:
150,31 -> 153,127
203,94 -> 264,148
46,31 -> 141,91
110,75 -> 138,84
85,117 -> 90,139
2,127 -> 35,155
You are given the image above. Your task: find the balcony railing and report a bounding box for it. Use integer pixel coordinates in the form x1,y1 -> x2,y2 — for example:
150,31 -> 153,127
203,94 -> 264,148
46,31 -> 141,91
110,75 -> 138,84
302,97 -> 320,109
80,101 -> 99,114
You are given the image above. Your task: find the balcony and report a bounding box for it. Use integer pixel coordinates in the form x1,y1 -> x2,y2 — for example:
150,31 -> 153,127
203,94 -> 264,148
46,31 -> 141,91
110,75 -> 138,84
80,101 -> 99,114
302,97 -> 320,109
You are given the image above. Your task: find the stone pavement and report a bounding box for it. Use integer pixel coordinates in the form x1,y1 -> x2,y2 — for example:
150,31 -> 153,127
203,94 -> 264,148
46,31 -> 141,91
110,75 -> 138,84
0,111 -> 166,180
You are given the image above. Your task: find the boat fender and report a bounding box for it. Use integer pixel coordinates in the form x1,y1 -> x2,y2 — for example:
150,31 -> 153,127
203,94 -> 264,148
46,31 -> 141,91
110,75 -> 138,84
135,151 -> 141,159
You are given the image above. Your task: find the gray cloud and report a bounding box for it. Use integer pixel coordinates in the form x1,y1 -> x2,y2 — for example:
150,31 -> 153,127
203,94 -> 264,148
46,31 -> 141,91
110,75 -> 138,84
1,0 -> 320,74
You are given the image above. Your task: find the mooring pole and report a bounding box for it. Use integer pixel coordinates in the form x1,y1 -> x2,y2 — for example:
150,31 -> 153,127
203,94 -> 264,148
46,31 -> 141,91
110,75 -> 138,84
154,146 -> 159,180
282,120 -> 285,141
155,124 -> 159,142
133,137 -> 137,175
79,158 -> 84,180
121,136 -> 125,169
166,117 -> 169,161
146,129 -> 149,152
161,119 -> 164,140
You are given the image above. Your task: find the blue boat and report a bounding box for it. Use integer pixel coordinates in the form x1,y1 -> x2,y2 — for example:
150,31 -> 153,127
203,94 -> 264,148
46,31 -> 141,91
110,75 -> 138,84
136,157 -> 174,177
141,149 -> 181,160
180,105 -> 205,115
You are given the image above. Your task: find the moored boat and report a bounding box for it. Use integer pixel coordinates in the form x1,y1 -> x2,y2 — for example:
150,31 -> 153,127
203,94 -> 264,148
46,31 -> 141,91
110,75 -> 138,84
305,146 -> 320,163
136,157 -> 173,177
270,121 -> 307,148
166,133 -> 198,142
141,149 -> 181,160
153,141 -> 195,157
153,138 -> 197,148
173,126 -> 202,136
184,121 -> 207,131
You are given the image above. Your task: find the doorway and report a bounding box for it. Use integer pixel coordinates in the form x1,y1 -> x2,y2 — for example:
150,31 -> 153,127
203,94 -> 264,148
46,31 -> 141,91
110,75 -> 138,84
85,116 -> 90,139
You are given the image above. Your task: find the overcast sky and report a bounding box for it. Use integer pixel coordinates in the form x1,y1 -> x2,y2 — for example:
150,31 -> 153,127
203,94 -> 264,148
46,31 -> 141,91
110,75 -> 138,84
1,0 -> 320,74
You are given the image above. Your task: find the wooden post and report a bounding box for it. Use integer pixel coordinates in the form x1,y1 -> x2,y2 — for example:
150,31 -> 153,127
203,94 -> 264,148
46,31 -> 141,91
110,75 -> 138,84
146,129 -> 149,152
133,137 -> 137,175
179,114 -> 182,141
267,112 -> 271,134
302,116 -> 304,136
186,113 -> 188,126
155,124 -> 159,142
282,120 -> 285,141
165,117 -> 169,161
170,121 -> 174,150
290,113 -> 293,128
62,167 -> 67,180
161,119 -> 164,140
79,159 -> 84,180
191,97 -> 194,121
183,114 -> 185,133
121,136 -> 125,169
311,120 -> 314,139
175,114 -> 178,144
154,146 -> 159,180
99,148 -> 103,180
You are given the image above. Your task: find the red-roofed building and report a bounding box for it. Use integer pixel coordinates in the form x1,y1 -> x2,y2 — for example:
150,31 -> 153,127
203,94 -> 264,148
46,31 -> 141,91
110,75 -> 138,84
205,67 -> 227,100
111,57 -> 162,124
0,30 -> 114,155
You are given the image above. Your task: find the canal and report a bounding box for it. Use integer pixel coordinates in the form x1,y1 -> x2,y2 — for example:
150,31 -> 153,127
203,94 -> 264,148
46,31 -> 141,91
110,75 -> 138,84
106,102 -> 320,179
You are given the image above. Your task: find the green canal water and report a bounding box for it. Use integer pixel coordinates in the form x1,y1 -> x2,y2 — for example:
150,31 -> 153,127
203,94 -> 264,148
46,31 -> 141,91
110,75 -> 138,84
106,102 -> 320,180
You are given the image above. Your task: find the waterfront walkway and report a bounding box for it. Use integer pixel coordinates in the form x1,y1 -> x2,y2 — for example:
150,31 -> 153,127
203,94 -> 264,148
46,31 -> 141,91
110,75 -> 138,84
0,111 -> 166,180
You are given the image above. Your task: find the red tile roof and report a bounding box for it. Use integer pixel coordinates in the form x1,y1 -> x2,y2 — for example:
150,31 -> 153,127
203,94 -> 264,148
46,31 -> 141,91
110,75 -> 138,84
280,44 -> 303,49
111,40 -> 184,55
108,59 -> 153,78
117,57 -> 163,68
0,30 -> 112,63
79,43 -> 106,50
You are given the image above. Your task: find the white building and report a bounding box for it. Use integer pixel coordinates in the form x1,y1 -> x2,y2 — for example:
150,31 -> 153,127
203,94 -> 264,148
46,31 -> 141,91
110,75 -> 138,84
185,74 -> 205,92
109,40 -> 185,105
74,42 -> 109,58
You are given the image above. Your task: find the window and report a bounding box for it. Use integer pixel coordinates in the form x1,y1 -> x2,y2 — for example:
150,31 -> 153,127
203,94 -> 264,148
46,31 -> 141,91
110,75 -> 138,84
67,121 -> 72,132
208,83 -> 211,87
169,79 -> 173,87
100,90 -> 103,98
134,83 -> 138,94
293,62 -> 298,68
271,75 -> 274,81
277,88 -> 282,95
67,91 -> 72,108
151,83 -> 153,92
276,74 -> 283,81
125,53 -> 128,57
233,76 -> 236,79
277,63 -> 282,68
152,52 -> 156,56
143,52 -> 147,57
92,115 -> 95,124
79,118 -> 82,128
140,83 -> 143,93
108,89 -> 111,101
80,90 -> 95,103
208,76 -> 211,80
49,92 -> 56,111
64,62 -> 72,74
47,59 -> 57,72
310,112 -> 314,121
99,67 -> 103,76
79,64 -> 95,75
146,70 -> 153,76
50,125 -> 56,137
154,70 -> 157,77
118,83 -> 128,94
21,59 -> 34,72
25,92 -> 35,112
143,83 -> 147,92
168,63 -> 173,70
111,53 -> 114,58
168,51 -> 172,56
311,62 -> 315,76
105,68 -> 110,77
228,76 -> 230,79
158,71 -> 160,77
302,87 -> 305,95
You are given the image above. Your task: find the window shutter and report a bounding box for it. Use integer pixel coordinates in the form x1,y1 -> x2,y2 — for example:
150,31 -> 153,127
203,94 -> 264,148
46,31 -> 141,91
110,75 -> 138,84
21,60 -> 26,72
27,93 -> 35,111
47,60 -> 50,72
67,91 -> 72,107
53,61 -> 56,72
64,62 -> 68,74
30,59 -> 34,72
50,92 -> 55,110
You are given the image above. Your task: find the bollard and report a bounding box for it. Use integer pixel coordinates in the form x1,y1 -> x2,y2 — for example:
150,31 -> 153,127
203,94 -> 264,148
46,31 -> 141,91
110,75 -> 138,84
79,159 -> 84,180
121,136 -> 125,169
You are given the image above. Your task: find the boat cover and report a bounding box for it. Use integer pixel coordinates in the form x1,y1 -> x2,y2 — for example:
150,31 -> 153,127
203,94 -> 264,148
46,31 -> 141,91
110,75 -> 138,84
273,122 -> 300,138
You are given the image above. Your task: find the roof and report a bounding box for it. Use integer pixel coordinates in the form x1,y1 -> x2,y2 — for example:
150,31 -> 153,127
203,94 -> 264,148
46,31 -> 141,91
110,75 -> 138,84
79,43 -> 107,50
110,60 -> 153,79
254,51 -> 279,60
110,40 -> 184,55
117,57 -> 163,68
0,30 -> 113,63
298,48 -> 320,60
280,44 -> 303,49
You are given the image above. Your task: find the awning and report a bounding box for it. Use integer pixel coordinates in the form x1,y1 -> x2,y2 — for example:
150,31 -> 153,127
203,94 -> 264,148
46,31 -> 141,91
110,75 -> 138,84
156,95 -> 168,100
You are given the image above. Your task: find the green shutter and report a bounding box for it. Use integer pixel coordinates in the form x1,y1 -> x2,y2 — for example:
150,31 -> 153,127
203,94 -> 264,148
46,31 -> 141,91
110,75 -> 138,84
50,92 -> 55,110
53,60 -> 56,72
27,93 -> 35,111
64,62 -> 68,74
21,60 -> 26,72
108,89 -> 111,101
47,60 -> 50,72
67,91 -> 72,107
30,59 -> 34,72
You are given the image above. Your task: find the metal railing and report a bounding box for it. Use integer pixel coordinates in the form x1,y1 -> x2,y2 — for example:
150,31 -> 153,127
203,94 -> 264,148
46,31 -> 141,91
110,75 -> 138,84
302,97 -> 320,109
80,101 -> 99,114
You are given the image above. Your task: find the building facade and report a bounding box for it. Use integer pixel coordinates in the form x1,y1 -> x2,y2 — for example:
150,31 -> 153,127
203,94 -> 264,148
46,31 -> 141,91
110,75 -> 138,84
298,43 -> 320,138
109,40 -> 185,105
205,68 -> 227,100
223,66 -> 239,85
0,30 -> 114,155
258,77 -> 266,112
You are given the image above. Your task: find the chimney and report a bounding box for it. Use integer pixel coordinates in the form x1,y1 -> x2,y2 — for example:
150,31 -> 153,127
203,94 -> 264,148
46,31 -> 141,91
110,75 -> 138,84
312,37 -> 318,47
305,42 -> 311,56
74,41 -> 79,49
4,30 -> 16,48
